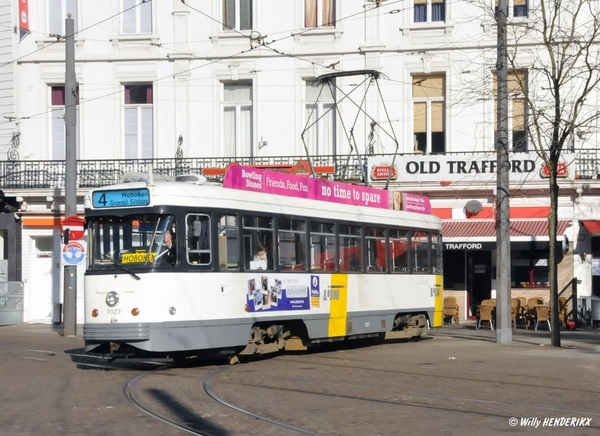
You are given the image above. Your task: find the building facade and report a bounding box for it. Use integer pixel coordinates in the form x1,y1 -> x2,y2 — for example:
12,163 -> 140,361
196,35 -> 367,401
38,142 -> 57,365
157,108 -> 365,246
0,0 -> 599,324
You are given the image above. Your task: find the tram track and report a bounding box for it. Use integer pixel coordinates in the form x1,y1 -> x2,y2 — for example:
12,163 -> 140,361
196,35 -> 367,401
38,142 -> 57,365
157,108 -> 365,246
124,365 -> 323,436
3,329 -> 599,435
5,325 -> 600,433
121,348 -> 600,436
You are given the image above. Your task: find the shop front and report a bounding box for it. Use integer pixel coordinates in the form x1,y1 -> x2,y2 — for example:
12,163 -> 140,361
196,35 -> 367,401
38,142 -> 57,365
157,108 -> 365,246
442,220 -> 571,320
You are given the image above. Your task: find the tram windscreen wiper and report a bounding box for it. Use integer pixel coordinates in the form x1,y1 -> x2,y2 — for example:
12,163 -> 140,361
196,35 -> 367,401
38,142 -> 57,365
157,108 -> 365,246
101,253 -> 141,281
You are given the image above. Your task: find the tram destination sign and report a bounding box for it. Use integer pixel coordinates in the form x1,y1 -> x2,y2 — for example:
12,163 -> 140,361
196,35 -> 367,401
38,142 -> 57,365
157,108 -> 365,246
92,188 -> 150,208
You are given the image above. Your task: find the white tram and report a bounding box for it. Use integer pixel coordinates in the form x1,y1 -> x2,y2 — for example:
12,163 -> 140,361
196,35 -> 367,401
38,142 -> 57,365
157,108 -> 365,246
83,170 -> 443,360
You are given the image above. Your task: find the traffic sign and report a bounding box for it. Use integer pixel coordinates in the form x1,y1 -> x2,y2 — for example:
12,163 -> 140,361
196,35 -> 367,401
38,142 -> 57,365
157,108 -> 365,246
62,241 -> 86,265
61,215 -> 86,241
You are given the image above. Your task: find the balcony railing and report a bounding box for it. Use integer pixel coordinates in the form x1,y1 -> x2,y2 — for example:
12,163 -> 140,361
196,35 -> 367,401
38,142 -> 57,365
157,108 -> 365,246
1,149 -> 599,190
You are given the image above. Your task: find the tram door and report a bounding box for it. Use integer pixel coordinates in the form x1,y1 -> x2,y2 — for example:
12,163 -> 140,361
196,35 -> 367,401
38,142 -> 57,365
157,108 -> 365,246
467,251 -> 492,318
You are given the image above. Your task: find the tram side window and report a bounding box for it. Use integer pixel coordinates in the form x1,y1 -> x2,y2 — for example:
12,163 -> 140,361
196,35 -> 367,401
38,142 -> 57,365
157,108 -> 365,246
412,231 -> 430,273
310,221 -> 335,271
218,214 -> 239,270
278,218 -> 307,271
186,214 -> 211,266
431,232 -> 442,274
243,215 -> 273,270
366,227 -> 386,273
389,229 -> 409,273
339,224 -> 362,272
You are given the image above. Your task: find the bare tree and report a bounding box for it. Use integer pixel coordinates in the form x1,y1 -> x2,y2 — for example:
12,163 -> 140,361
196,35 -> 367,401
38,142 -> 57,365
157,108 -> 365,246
507,0 -> 600,346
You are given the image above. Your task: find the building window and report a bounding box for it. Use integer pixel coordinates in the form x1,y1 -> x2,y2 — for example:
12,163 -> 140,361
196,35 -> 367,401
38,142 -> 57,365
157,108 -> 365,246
496,0 -> 528,19
48,0 -> 78,35
50,85 -> 80,160
413,74 -> 445,154
513,0 -> 528,17
223,0 -> 252,31
305,0 -> 335,28
223,82 -> 253,157
494,70 -> 528,152
512,248 -> 549,288
414,0 -> 445,24
122,0 -> 152,34
124,84 -> 153,159
304,79 -> 336,156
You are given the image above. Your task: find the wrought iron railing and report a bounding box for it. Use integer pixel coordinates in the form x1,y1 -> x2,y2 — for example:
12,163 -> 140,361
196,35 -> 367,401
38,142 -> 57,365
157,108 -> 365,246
1,149 -> 599,190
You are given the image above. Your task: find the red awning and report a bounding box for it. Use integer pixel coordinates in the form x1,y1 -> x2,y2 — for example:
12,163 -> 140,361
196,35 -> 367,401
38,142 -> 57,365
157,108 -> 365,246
582,220 -> 600,235
442,219 -> 570,239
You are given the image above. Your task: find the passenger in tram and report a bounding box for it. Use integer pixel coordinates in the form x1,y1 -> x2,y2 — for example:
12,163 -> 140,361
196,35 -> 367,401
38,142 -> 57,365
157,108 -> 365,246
158,229 -> 177,266
254,242 -> 268,261
251,242 -> 268,270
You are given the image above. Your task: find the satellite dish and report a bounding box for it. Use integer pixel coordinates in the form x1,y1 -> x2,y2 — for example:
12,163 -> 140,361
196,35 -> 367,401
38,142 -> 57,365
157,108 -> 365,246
464,200 -> 483,217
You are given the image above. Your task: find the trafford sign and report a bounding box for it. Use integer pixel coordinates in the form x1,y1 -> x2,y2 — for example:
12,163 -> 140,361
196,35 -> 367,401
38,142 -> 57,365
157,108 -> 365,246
367,154 -> 575,184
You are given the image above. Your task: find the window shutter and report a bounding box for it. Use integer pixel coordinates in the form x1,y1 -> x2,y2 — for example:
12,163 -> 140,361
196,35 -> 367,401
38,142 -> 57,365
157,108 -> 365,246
431,101 -> 444,132
414,102 -> 426,133
413,74 -> 444,98
512,98 -> 525,130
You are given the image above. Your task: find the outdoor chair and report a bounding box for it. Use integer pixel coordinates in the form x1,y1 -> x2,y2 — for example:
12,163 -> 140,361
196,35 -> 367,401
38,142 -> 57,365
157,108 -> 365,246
510,298 -> 521,329
480,299 -> 496,307
535,305 -> 551,331
476,304 -> 494,331
527,297 -> 545,307
443,296 -> 460,325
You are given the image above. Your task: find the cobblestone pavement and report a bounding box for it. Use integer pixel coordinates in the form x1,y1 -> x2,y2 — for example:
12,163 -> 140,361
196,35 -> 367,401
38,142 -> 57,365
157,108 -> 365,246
0,325 -> 182,436
0,323 -> 598,436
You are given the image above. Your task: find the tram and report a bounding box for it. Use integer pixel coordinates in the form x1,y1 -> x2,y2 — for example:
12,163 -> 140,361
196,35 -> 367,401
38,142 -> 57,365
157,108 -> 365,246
82,165 -> 443,361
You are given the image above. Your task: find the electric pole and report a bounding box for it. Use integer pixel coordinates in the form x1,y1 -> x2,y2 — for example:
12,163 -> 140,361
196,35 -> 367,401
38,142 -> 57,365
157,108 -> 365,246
495,0 -> 512,343
63,14 -> 77,337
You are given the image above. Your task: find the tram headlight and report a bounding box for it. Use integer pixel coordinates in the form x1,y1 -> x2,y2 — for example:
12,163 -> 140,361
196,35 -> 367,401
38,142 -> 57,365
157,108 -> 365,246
169,306 -> 176,315
105,291 -> 119,307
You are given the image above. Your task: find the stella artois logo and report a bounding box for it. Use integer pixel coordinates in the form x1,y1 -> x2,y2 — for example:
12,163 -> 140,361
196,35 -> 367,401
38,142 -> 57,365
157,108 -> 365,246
540,162 -> 568,178
371,164 -> 398,180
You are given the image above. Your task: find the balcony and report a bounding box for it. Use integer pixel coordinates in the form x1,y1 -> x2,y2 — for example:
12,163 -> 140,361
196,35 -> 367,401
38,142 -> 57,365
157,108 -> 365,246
0,149 -> 599,191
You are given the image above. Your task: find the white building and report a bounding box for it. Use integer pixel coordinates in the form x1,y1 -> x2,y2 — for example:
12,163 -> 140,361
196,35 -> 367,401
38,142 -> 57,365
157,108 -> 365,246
0,0 -> 599,324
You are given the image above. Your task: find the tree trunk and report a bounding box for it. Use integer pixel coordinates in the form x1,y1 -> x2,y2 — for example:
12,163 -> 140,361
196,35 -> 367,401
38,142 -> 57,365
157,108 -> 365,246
549,164 -> 561,346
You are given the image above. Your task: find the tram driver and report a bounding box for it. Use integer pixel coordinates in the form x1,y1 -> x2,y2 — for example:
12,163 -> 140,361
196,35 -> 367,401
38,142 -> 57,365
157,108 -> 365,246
157,229 -> 177,266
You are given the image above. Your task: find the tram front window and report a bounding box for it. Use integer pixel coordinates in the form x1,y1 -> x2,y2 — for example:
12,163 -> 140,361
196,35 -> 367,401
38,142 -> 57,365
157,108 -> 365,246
88,214 -> 177,270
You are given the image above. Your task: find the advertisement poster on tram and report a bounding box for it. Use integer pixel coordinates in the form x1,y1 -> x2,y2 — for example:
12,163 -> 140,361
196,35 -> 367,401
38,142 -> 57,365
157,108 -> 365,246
246,275 -> 319,312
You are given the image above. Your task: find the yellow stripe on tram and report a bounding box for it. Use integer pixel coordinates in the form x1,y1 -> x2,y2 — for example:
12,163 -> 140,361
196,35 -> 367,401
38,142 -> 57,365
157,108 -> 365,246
328,274 -> 348,337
